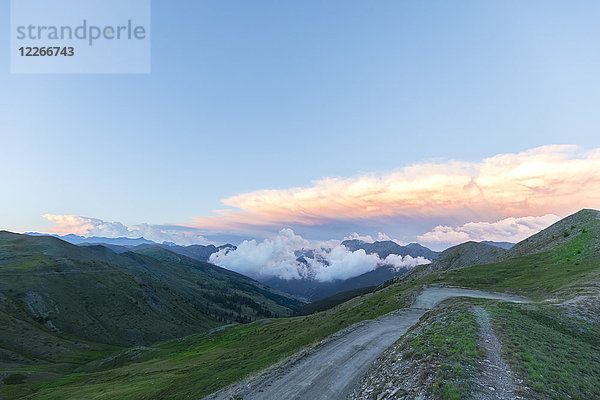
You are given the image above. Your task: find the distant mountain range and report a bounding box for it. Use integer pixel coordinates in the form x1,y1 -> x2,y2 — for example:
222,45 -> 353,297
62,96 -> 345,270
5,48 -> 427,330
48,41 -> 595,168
25,233 -> 157,246
341,240 -> 440,260
25,232 -> 236,262
94,242 -> 237,263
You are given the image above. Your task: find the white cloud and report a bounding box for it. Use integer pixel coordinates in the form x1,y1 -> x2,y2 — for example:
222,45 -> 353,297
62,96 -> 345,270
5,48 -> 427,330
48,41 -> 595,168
43,214 -> 210,246
417,214 -> 561,246
344,232 -> 376,243
209,228 -> 312,280
210,229 -> 429,282
382,254 -> 430,271
191,145 -> 600,231
311,246 -> 380,282
376,232 -> 407,245
343,232 -> 406,245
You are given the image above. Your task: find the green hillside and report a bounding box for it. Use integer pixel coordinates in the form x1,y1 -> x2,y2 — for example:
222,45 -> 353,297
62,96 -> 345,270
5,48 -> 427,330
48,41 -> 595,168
404,240 -> 507,280
0,232 -> 301,369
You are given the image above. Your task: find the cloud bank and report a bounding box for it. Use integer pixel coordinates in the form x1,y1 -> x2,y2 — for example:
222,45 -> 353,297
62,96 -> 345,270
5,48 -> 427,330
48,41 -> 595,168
191,145 -> 600,231
43,215 -> 210,246
417,214 -> 561,247
209,229 -> 429,282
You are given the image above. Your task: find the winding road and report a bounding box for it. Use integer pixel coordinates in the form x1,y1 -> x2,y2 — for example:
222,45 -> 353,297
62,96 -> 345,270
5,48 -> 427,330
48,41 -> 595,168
204,286 -> 529,400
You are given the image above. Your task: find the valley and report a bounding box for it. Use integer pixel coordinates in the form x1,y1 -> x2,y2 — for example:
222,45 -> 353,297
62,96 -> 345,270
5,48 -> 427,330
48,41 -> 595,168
1,210 -> 599,399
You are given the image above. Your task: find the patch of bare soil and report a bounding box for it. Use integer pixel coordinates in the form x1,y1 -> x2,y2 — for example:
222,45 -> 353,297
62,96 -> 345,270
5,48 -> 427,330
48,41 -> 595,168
549,282 -> 600,324
471,306 -> 524,400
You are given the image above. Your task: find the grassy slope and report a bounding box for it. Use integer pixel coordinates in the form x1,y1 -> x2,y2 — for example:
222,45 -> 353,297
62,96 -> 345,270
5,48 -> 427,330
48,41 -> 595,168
392,298 -> 600,400
428,251 -> 599,300
488,302 -> 600,400
294,285 -> 376,316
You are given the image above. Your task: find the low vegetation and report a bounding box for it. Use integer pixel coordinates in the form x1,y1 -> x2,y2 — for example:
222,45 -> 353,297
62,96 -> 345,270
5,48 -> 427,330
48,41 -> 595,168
401,299 -> 483,400
428,251 -> 600,300
488,302 -> 600,400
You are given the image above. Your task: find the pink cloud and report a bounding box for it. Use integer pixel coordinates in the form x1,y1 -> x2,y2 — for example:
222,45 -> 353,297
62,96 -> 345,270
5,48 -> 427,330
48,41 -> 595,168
417,214 -> 561,246
43,215 -> 210,245
43,215 -> 116,236
190,145 -> 600,231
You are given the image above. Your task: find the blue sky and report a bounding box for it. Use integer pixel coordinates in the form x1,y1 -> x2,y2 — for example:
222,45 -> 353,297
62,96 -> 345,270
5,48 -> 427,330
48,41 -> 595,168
1,1 -> 600,247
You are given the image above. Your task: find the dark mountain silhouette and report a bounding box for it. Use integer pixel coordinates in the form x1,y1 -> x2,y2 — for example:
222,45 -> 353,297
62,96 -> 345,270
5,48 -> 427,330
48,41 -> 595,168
341,240 -> 440,260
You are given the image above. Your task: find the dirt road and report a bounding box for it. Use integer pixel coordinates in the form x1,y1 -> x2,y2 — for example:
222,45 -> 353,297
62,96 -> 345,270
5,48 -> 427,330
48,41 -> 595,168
205,286 -> 529,400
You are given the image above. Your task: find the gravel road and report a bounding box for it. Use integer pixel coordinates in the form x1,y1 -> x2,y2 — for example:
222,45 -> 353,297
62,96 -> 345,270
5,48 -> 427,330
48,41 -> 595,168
205,286 -> 529,400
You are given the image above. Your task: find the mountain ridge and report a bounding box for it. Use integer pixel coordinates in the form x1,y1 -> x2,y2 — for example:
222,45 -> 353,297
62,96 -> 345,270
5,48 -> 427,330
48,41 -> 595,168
341,239 -> 440,260
401,241 -> 507,281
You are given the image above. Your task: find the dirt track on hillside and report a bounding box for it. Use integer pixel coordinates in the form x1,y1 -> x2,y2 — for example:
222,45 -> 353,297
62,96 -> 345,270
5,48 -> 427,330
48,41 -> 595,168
204,286 -> 529,400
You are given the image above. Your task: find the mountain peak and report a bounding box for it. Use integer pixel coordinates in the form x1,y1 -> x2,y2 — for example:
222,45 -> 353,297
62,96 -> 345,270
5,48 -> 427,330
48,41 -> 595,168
401,241 -> 506,280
